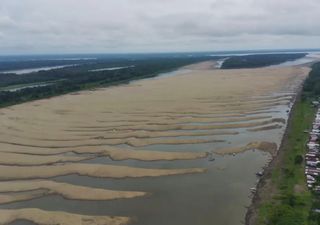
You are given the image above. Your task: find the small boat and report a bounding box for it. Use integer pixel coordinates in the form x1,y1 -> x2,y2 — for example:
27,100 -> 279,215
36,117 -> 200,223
250,187 -> 257,193
208,152 -> 215,161
256,171 -> 264,177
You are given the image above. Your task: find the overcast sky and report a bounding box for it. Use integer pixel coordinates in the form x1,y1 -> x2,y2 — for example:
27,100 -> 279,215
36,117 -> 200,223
0,0 -> 319,54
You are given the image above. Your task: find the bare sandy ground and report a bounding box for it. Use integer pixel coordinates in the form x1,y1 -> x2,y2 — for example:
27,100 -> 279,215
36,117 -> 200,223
0,144 -> 208,161
0,152 -> 91,166
0,180 -> 146,204
0,164 -> 206,180
247,124 -> 283,132
0,61 -> 310,224
0,208 -> 130,225
213,141 -> 278,156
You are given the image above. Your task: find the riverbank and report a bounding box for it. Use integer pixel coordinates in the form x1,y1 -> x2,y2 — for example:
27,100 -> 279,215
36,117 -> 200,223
245,67 -> 318,225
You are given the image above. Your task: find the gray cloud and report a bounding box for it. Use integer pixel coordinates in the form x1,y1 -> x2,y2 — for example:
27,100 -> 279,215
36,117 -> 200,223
0,0 -> 319,54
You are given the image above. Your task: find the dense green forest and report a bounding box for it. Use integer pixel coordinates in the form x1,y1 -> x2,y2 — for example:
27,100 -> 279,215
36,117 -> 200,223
221,53 -> 306,69
0,56 -> 215,107
303,62 -> 320,97
256,62 -> 320,225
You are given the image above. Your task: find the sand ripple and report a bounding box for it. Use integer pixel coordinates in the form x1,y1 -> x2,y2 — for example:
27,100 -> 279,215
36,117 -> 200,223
0,180 -> 146,204
214,141 -> 278,155
0,164 -> 206,180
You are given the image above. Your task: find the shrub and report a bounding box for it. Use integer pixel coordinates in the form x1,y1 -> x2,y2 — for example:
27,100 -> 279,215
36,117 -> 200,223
294,155 -> 304,164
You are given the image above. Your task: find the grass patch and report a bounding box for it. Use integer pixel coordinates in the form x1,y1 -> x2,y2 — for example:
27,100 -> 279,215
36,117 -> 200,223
256,79 -> 319,224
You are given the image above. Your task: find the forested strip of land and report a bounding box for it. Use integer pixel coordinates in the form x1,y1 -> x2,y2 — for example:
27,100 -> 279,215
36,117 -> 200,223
255,62 -> 320,225
221,53 -> 306,69
0,56 -> 213,107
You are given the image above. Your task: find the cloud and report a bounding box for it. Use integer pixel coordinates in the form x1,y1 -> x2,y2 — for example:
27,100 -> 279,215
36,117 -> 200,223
0,0 -> 319,54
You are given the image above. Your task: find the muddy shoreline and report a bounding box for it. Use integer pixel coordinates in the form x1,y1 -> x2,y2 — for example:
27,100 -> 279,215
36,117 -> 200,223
244,91 -> 301,225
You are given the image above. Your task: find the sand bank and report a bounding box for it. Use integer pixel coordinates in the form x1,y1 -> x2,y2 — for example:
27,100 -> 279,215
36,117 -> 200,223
0,180 -> 146,204
0,144 -> 208,161
213,141 -> 278,155
0,190 -> 46,205
0,208 -> 130,225
0,152 -> 90,166
0,164 -> 206,180
247,124 -> 283,132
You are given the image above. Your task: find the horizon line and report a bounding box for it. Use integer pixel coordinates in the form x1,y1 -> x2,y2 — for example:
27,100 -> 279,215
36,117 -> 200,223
0,47 -> 319,57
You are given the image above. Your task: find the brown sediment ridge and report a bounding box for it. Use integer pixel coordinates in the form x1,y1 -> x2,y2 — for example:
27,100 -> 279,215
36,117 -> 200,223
0,190 -> 47,205
213,141 -> 278,156
0,137 -> 224,148
89,130 -> 238,140
37,98 -> 289,118
1,107 -> 281,134
193,95 -> 293,104
0,152 -> 91,166
0,144 -> 208,161
97,109 -> 280,119
0,163 -> 206,180
0,108 -> 281,137
69,115 -> 273,128
0,208 -> 130,225
0,180 -> 146,204
64,118 -> 286,133
0,117 -> 285,148
3,106 -> 281,125
0,129 -> 238,142
0,115 -> 274,141
23,100 -> 284,118
247,124 -> 283,132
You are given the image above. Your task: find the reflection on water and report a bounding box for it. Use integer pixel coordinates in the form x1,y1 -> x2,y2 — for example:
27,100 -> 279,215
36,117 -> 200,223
6,83 -> 53,92
0,64 -> 77,75
10,220 -> 36,225
269,54 -> 320,68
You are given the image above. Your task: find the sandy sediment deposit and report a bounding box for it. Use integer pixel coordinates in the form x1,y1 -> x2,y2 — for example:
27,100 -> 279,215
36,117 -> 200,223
0,152 -> 91,166
0,164 -> 206,180
97,148 -> 209,161
0,208 -> 130,225
247,124 -> 283,132
0,180 -> 146,204
0,60 -> 310,224
0,163 -> 205,180
213,141 -> 278,155
0,144 -> 207,161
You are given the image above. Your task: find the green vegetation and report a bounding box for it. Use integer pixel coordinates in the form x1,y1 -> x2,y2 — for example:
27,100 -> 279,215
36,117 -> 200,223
258,100 -> 314,225
304,62 -> 320,97
256,62 -> 320,225
221,53 -> 306,69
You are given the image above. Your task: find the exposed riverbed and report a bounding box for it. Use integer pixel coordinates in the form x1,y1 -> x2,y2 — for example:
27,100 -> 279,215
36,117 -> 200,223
0,61 -> 310,225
